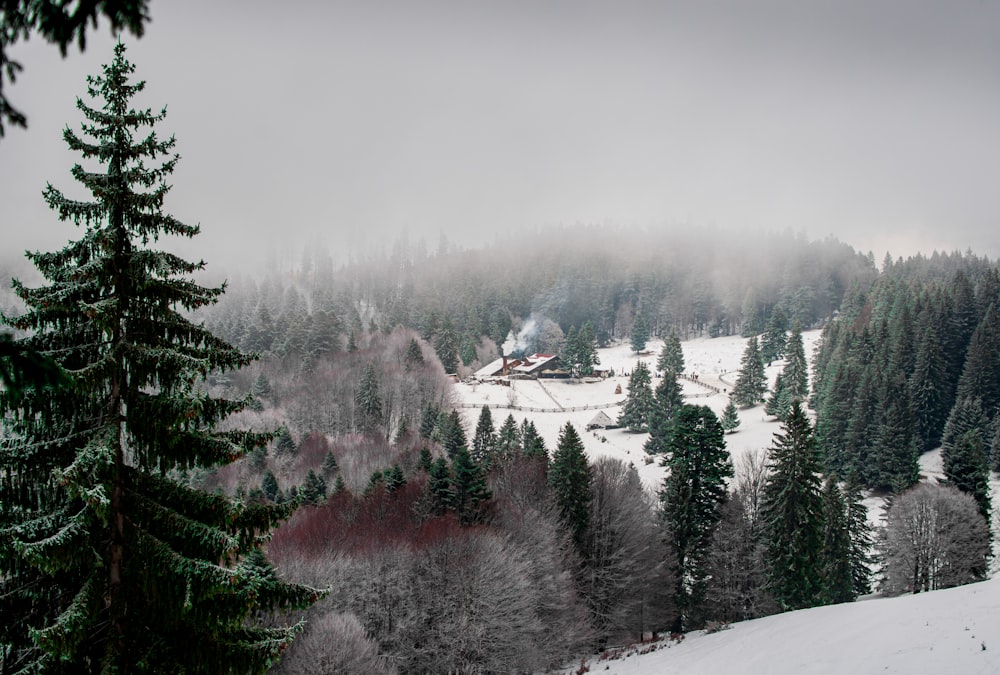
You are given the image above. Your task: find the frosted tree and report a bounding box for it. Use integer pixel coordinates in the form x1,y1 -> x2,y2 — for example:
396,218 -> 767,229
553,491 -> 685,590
732,336 -> 767,408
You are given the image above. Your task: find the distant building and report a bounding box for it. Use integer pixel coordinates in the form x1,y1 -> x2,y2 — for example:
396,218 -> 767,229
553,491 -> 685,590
586,410 -> 618,430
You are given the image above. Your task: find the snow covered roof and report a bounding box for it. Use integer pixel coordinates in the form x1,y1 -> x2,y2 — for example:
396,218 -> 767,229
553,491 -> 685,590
512,353 -> 559,374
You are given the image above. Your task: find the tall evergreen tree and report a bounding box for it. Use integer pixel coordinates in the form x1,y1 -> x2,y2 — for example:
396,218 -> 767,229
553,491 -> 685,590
644,372 -> 684,455
782,321 -> 809,402
439,409 -> 467,459
451,447 -> 492,525
760,307 -> 788,364
908,323 -> 949,452
433,317 -> 460,373
656,331 -> 684,376
844,477 -> 873,598
761,401 -> 826,610
818,477 -> 853,604
520,418 -> 548,459
577,321 -> 600,375
495,413 -> 521,460
0,44 -> 317,673
427,457 -> 453,515
355,361 -> 384,435
721,399 -> 741,433
471,406 -> 497,467
731,336 -> 767,408
659,405 -> 732,631
630,315 -> 650,353
942,427 -> 992,521
549,423 -> 593,556
618,361 -> 654,433
872,373 -> 920,493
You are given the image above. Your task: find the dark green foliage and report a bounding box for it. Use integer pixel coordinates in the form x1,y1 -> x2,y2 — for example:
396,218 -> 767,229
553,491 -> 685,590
321,451 -> 339,478
764,371 -> 790,420
439,409 -> 467,458
355,361 -> 384,435
433,318 -> 460,373
384,464 -> 407,493
760,306 -> 788,364
844,478 -> 873,598
301,470 -> 327,505
644,373 -> 684,455
819,477 -> 853,604
275,425 -> 297,456
656,331 -> 684,376
520,419 -> 548,458
871,373 -> 919,492
496,413 -> 521,459
721,400 -> 740,433
659,405 -> 732,631
943,427 -> 991,521
332,474 -> 348,495
0,332 -> 69,403
549,423 -> 593,555
782,322 -> 809,401
762,401 -> 826,610
365,470 -> 386,497
630,315 -> 650,353
0,44 -> 317,673
261,470 -> 280,502
731,336 -> 767,408
617,362 -> 654,432
418,446 -> 433,472
561,321 -> 600,376
908,324 -> 949,452
451,447 -> 492,525
472,406 -> 496,467
419,402 -> 441,441
427,457 -> 453,515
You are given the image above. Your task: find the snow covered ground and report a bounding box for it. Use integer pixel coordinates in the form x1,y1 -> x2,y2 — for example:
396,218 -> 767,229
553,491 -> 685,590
454,330 -> 823,489
583,575 -> 1000,674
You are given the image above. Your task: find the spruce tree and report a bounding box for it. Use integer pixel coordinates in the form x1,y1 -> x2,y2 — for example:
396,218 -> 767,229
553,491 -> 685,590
355,361 -> 384,435
261,470 -> 280,502
764,371 -> 790,420
782,321 -> 809,402
549,423 -> 593,555
404,336 -> 425,368
721,399 -> 740,433
618,361 -> 654,432
439,409 -> 467,458
578,321 -> 600,375
908,323 -> 949,452
761,401 -> 826,610
656,330 -> 684,376
495,413 -> 521,460
451,447 -> 492,525
0,44 -> 317,673
818,477 -> 853,604
844,477 -> 873,598
428,457 -> 453,515
644,373 -> 684,455
943,428 -> 992,521
659,405 -> 732,631
520,419 -> 548,458
419,402 -> 441,440
433,318 -> 460,373
630,315 -> 650,353
732,336 -> 767,408
760,307 -> 788,364
472,406 -> 497,467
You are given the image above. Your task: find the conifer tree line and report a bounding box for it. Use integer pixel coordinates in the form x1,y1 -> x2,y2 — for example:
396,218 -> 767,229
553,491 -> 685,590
812,255 -> 1000,509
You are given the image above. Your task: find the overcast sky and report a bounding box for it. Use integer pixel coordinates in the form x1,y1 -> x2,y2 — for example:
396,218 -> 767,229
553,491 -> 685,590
3,0 -> 999,270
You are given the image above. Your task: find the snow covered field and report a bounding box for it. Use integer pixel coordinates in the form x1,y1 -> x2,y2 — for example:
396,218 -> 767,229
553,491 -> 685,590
454,330 -> 823,489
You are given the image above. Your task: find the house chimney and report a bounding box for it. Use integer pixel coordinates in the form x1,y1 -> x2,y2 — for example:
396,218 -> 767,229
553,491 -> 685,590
502,354 -> 508,375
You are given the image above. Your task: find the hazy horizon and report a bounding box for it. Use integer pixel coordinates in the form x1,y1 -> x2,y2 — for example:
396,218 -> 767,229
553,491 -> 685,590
2,0 -> 999,271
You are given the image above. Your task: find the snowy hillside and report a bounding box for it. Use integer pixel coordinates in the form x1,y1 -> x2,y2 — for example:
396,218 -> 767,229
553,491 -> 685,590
454,330 -> 823,489
580,576 -> 1000,674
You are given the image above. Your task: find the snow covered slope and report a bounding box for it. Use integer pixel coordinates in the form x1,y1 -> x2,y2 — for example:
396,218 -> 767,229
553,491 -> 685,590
586,576 -> 1000,674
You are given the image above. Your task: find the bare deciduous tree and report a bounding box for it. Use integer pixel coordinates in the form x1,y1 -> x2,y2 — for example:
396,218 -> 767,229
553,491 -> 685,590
879,482 -> 989,595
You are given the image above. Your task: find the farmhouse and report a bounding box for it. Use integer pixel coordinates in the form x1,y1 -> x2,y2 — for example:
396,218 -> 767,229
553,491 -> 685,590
474,353 -> 561,379
585,410 -> 618,431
